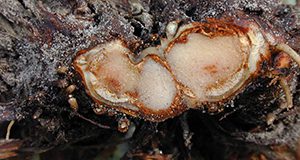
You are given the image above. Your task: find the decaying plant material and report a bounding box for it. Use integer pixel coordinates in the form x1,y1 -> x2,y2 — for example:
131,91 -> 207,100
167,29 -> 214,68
1,0 -> 300,159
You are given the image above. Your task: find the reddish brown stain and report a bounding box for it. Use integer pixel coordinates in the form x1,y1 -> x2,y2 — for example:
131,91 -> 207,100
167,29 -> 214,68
77,49 -> 89,56
271,52 -> 291,75
203,65 -> 218,74
126,91 -> 139,99
104,77 -> 122,92
175,35 -> 188,44
274,52 -> 291,69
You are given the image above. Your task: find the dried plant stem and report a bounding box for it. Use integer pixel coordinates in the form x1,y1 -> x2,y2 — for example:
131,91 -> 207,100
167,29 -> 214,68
6,120 -> 15,140
276,43 -> 300,67
73,112 -> 111,129
279,78 -> 293,109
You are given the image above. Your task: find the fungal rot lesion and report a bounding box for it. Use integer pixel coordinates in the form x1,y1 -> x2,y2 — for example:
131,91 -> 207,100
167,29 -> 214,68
74,40 -> 181,121
74,19 -> 300,122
